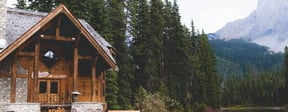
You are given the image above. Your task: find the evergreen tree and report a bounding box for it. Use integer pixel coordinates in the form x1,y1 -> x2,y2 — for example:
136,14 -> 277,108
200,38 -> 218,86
106,71 -> 121,109
107,0 -> 133,109
198,31 -> 220,108
164,1 -> 193,110
61,0 -> 90,20
87,0 -> 111,42
27,0 -> 57,12
16,0 -> 27,9
284,46 -> 288,102
146,0 -> 164,92
130,0 -> 151,90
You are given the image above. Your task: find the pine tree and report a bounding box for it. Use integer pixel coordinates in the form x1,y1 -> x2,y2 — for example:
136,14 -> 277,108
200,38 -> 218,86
190,32 -> 207,108
146,0 -> 164,92
27,0 -> 57,12
87,0 -> 111,42
163,0 -> 193,110
62,0 -> 90,20
107,0 -> 133,109
130,0 -> 151,90
16,0 -> 27,9
106,71 -> 121,109
284,46 -> 288,102
198,31 -> 220,108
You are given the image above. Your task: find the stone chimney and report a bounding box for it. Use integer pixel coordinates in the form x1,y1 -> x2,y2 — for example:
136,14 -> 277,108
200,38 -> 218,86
0,0 -> 6,49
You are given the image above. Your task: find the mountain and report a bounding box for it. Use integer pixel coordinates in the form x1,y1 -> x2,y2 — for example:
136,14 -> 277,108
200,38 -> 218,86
209,39 -> 283,77
215,0 -> 288,52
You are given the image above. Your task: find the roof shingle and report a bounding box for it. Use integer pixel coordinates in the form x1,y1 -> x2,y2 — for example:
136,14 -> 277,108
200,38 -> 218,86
4,7 -> 116,65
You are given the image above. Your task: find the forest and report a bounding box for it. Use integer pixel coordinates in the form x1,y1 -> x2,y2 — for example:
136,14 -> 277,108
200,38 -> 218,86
16,0 -> 288,112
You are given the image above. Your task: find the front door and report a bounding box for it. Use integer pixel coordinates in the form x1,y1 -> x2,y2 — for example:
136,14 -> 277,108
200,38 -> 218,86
38,79 -> 60,104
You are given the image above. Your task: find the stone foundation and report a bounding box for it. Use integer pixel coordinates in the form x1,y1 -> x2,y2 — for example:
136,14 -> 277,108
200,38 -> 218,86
1,103 -> 40,112
71,102 -> 103,112
16,78 -> 28,103
0,78 -> 11,103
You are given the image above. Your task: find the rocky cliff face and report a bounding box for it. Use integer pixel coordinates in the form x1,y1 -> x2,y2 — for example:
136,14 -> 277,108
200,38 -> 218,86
215,0 -> 288,52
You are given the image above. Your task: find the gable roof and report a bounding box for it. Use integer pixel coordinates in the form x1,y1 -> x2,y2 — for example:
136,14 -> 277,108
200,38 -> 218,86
2,4 -> 117,69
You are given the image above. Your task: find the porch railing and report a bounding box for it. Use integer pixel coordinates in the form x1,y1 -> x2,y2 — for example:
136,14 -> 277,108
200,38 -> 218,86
39,93 -> 72,105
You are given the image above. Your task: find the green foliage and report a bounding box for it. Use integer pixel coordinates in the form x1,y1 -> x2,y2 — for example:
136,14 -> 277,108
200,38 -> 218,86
16,0 -> 27,9
88,0 -> 111,41
141,93 -> 168,112
196,32 -> 220,108
130,0 -> 152,91
222,71 -> 285,106
106,71 -> 121,110
284,46 -> 288,102
135,88 -> 182,112
27,0 -> 59,12
107,0 -> 134,109
135,86 -> 148,110
193,103 -> 208,112
19,0 -> 222,111
143,0 -> 164,92
210,39 -> 283,76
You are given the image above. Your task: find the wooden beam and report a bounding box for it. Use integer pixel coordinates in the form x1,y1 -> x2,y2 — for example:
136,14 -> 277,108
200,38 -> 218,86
73,33 -> 81,48
100,71 -> 104,102
10,53 -> 17,103
108,47 -> 117,57
56,28 -> 60,39
102,71 -> 106,103
73,47 -> 78,92
41,35 -> 75,42
91,55 -> 99,101
33,39 -> 40,102
78,55 -> 93,60
17,51 -> 35,57
17,74 -> 28,78
0,74 -> 11,78
27,57 -> 33,102
17,39 -> 34,51
97,70 -> 102,102
56,15 -> 62,39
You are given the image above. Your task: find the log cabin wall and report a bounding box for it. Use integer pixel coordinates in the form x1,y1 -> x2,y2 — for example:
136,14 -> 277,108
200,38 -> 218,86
0,5 -> 116,107
0,54 -> 30,103
16,56 -> 31,103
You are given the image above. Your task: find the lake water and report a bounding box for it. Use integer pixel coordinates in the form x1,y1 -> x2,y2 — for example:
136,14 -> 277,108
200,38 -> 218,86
223,110 -> 286,112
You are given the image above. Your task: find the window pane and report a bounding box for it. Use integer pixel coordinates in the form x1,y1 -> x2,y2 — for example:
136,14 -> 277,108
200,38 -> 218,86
39,81 -> 47,93
50,82 -> 58,94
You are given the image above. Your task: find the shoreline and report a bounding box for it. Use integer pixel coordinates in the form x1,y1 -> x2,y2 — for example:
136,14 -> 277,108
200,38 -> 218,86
221,106 -> 285,111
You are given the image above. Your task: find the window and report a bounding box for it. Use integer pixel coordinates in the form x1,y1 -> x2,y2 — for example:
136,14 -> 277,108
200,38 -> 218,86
39,80 -> 59,94
42,50 -> 58,68
39,81 -> 47,93
50,81 -> 58,94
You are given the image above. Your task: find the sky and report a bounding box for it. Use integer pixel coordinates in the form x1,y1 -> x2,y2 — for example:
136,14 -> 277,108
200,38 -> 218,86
178,0 -> 258,33
6,0 -> 258,33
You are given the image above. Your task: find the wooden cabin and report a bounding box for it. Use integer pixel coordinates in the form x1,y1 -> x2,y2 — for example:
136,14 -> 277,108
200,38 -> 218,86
0,2 -> 117,111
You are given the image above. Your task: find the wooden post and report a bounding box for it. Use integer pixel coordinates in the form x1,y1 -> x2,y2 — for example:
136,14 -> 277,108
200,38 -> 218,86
33,40 -> 40,102
91,56 -> 98,101
10,53 -> 17,103
97,71 -> 103,102
73,47 -> 78,92
101,71 -> 105,102
56,15 -> 62,39
28,57 -> 33,102
103,70 -> 106,103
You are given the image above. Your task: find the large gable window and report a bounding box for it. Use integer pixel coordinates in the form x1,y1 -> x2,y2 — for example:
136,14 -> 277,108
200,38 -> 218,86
42,50 -> 58,68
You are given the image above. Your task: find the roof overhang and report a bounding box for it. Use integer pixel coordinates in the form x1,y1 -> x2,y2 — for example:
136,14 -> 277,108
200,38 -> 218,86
0,4 -> 117,69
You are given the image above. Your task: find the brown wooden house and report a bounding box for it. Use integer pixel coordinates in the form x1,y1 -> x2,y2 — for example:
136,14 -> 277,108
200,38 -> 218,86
0,2 -> 117,111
